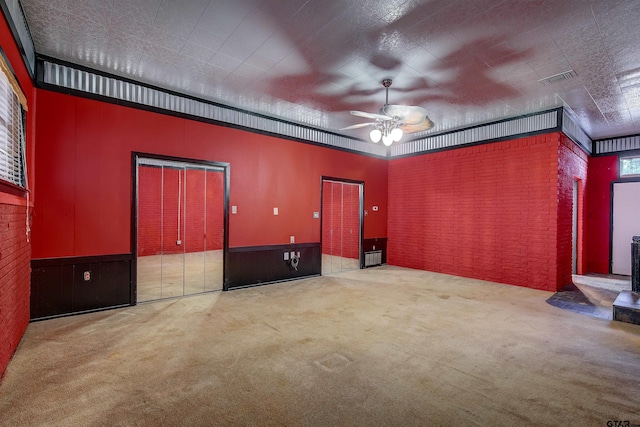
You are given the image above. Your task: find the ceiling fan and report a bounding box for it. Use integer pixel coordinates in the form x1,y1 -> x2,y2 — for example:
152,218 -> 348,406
342,79 -> 434,146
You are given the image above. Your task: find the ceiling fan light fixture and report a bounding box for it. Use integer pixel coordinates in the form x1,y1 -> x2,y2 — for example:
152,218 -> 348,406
347,79 -> 433,145
370,128 -> 382,143
391,127 -> 403,142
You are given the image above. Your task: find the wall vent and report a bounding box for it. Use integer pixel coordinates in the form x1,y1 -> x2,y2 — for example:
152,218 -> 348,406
538,70 -> 577,85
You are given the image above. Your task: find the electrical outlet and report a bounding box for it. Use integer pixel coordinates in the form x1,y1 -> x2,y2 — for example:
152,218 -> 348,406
176,240 -> 182,245
284,252 -> 289,261
290,235 -> 295,243
83,271 -> 91,282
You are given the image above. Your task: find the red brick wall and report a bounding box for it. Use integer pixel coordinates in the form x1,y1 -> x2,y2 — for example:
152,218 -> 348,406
137,166 -> 224,257
0,203 -> 31,376
321,181 -> 359,259
585,155 -> 618,273
388,133 -> 566,291
0,9 -> 36,378
556,135 -> 588,286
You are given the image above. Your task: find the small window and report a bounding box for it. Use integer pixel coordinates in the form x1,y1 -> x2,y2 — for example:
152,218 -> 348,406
0,53 -> 27,188
620,156 -> 640,177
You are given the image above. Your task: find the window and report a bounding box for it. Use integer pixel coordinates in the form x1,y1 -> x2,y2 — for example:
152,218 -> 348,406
0,52 -> 27,188
620,156 -> 640,177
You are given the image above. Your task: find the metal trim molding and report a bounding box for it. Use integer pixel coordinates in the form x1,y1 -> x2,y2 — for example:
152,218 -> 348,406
0,0 -> 35,77
562,109 -> 592,154
40,59 -> 387,157
594,135 -> 640,155
390,110 -> 560,157
38,58 -> 605,159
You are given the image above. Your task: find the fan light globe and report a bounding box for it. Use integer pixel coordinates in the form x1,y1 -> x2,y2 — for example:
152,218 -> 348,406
370,129 -> 382,143
391,127 -> 403,142
382,133 -> 393,146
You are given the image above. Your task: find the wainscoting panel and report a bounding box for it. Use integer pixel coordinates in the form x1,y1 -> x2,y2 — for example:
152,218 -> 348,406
31,254 -> 132,320
226,243 -> 321,290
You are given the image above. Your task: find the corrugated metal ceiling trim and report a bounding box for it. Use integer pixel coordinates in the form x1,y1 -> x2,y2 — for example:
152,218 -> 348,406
39,59 -> 388,157
390,110 -> 561,157
594,135 -> 640,155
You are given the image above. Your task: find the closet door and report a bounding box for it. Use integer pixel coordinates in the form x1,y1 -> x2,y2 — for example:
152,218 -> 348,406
321,180 -> 362,274
205,169 -> 224,291
137,158 -> 226,302
184,167 -> 206,295
343,182 -> 361,271
137,165 -> 163,301
159,166 -> 185,298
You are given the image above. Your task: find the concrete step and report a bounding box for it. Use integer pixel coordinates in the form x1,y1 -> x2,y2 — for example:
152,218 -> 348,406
613,291 -> 640,325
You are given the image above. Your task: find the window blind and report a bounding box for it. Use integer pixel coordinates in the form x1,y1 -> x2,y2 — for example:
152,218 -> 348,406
0,51 -> 26,188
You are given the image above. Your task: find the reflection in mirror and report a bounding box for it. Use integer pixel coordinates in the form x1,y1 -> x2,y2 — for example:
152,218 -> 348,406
137,159 -> 224,302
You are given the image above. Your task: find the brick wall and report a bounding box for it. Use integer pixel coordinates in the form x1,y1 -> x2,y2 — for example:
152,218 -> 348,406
322,181 -> 359,259
137,166 -> 224,257
388,133 -> 566,291
557,135 -> 588,287
0,203 -> 31,376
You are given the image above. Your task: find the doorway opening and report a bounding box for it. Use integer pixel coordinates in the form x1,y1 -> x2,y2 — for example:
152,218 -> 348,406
611,181 -> 640,275
321,178 -> 363,274
134,155 -> 229,302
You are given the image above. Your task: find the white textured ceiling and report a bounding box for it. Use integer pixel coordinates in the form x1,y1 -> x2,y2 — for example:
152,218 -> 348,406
20,0 -> 640,141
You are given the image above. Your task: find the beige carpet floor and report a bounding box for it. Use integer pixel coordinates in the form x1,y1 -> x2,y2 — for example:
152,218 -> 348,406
1,266 -> 639,426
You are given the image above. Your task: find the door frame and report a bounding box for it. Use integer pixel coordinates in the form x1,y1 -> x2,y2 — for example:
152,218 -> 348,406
320,176 -> 365,271
609,177 -> 640,274
131,152 -> 230,304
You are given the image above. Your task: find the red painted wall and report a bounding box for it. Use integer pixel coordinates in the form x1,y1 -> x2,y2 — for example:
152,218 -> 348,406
321,181 -> 359,259
387,133 -> 578,291
0,11 -> 36,377
556,135 -> 588,285
137,166 -> 224,256
585,155 -> 618,273
31,90 -> 388,259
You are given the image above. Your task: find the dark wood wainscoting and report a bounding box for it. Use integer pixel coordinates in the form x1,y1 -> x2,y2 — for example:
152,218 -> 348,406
226,243 -> 321,290
31,254 -> 132,320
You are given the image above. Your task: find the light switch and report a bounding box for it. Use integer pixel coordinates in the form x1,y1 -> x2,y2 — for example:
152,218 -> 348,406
273,207 -> 278,215
232,205 -> 237,214
290,235 -> 295,243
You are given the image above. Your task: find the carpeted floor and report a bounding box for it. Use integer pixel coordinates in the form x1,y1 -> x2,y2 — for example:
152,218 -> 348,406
1,266 -> 639,426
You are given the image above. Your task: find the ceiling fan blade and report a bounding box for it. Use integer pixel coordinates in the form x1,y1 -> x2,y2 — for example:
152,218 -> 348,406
350,110 -> 393,121
382,104 -> 428,125
340,122 -> 376,130
400,117 -> 435,134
